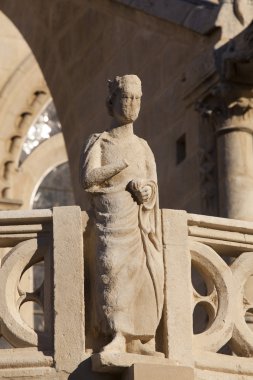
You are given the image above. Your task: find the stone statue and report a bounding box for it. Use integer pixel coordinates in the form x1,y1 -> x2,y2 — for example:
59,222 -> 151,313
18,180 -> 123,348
80,75 -> 164,356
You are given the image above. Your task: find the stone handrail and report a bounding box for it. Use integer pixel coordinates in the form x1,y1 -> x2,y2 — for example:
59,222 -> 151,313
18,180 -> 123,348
0,207 -> 253,379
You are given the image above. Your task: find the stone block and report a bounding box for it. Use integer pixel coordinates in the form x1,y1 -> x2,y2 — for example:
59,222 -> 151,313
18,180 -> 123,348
123,363 -> 194,380
92,352 -> 174,374
162,209 -> 193,366
53,206 -> 85,373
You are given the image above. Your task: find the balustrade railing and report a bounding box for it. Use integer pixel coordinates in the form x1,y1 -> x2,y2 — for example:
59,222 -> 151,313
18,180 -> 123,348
0,206 -> 84,378
0,207 -> 252,379
187,211 -> 253,378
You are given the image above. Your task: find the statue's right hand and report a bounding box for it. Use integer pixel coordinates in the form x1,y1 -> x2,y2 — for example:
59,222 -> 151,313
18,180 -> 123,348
83,159 -> 129,189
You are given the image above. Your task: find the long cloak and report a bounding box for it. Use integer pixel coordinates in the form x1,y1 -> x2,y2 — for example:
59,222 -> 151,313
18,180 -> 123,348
80,132 -> 164,340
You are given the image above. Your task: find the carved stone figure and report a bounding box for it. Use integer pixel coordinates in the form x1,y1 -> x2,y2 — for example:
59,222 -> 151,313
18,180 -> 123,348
80,75 -> 164,355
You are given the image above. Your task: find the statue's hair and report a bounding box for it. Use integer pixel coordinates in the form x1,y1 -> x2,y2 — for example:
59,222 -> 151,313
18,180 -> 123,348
106,75 -> 142,116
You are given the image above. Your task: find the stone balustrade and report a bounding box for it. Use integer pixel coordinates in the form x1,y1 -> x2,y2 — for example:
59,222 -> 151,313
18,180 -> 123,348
0,207 -> 253,379
0,206 -> 85,379
187,210 -> 253,379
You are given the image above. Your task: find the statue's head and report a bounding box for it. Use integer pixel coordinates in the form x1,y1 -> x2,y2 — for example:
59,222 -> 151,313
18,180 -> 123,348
106,75 -> 142,124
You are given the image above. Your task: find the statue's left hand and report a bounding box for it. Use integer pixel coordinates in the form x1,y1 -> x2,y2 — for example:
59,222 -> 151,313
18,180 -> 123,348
137,185 -> 152,203
128,180 -> 152,204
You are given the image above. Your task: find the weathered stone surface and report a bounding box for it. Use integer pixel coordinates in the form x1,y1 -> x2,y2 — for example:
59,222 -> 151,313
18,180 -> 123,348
123,363 -> 194,380
0,348 -> 53,369
114,0 -> 219,35
162,209 -> 193,366
92,353 -> 173,373
53,206 -> 85,372
1,207 -> 253,379
216,0 -> 253,41
80,75 -> 164,361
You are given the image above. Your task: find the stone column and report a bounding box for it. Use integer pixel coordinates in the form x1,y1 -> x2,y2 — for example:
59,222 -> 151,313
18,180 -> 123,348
199,83 -> 253,221
217,124 -> 253,221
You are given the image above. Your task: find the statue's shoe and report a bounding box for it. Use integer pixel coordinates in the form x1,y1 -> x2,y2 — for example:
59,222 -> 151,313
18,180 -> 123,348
101,333 -> 126,353
127,339 -> 165,357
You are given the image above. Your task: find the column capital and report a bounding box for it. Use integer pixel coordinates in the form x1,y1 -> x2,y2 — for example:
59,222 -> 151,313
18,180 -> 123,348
196,82 -> 253,134
196,22 -> 253,133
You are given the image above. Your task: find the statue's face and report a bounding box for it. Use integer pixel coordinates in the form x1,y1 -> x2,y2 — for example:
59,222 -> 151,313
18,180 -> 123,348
112,87 -> 142,124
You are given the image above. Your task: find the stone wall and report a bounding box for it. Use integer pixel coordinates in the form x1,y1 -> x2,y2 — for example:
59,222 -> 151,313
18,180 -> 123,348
0,0 -> 219,213
0,12 -> 29,89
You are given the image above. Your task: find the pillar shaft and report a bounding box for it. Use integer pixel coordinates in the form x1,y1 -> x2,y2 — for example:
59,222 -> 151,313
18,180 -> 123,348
198,82 -> 253,221
217,128 -> 253,220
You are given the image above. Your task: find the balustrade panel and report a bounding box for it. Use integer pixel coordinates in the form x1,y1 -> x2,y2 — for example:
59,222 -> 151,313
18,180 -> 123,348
0,209 -> 54,371
0,206 -> 85,375
189,213 -> 253,372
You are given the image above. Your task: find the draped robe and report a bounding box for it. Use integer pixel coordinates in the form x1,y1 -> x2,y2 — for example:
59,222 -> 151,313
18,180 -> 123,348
81,131 -> 164,341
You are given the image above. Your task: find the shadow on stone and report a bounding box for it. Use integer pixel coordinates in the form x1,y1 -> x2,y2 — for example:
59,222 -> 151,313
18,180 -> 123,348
68,357 -> 122,380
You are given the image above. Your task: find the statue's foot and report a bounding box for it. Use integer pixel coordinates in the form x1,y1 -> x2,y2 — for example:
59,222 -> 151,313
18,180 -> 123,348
140,346 -> 164,357
127,339 -> 164,357
102,333 -> 126,353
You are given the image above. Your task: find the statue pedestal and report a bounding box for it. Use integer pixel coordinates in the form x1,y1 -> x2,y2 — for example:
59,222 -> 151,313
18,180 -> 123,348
92,352 -> 174,373
123,363 -> 194,380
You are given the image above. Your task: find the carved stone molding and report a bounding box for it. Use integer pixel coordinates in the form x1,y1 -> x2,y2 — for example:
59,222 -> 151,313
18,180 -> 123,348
190,239 -> 253,356
113,0 -> 220,35
0,198 -> 23,211
197,82 -> 253,133
217,22 -> 253,84
215,0 -> 253,41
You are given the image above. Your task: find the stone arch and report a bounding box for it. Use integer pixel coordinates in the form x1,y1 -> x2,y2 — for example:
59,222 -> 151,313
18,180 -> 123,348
0,54 -> 51,201
12,133 -> 68,209
0,12 -> 54,209
0,11 -> 75,212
